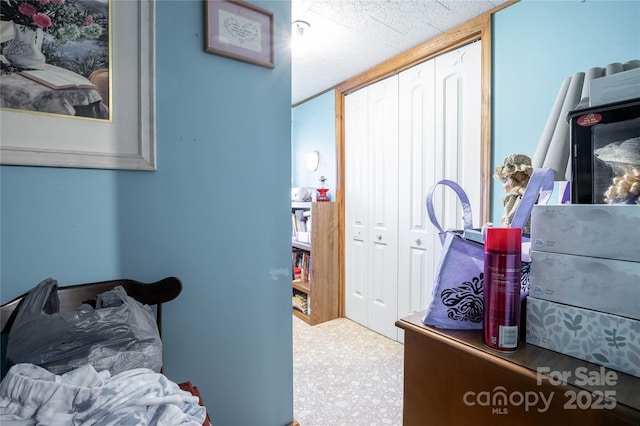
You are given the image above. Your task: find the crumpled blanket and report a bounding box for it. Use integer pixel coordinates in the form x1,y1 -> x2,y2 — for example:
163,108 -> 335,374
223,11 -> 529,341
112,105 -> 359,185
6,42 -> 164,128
0,363 -> 207,426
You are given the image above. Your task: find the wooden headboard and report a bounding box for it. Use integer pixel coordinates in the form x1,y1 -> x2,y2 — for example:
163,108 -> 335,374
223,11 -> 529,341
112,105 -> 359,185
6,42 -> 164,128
0,277 -> 182,338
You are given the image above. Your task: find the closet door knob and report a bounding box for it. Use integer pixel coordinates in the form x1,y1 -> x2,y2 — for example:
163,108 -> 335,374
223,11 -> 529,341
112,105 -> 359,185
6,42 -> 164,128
415,238 -> 422,245
377,234 -> 382,241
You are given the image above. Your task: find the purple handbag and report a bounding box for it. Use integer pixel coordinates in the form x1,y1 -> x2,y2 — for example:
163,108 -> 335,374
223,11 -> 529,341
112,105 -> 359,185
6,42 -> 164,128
422,168 -> 554,329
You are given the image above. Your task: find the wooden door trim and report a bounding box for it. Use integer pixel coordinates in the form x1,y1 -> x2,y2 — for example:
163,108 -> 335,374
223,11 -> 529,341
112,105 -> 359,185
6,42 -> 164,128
335,90 -> 346,317
335,2 -> 515,317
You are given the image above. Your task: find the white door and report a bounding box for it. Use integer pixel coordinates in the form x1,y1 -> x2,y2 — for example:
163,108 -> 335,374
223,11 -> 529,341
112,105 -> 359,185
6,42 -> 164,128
366,76 -> 399,340
345,75 -> 399,340
345,41 -> 481,342
397,41 -> 482,335
434,41 -> 482,226
345,87 -> 369,328
396,56 -> 438,333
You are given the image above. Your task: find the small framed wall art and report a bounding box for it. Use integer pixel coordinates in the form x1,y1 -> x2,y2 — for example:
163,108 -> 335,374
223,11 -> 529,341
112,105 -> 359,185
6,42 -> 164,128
204,0 -> 274,69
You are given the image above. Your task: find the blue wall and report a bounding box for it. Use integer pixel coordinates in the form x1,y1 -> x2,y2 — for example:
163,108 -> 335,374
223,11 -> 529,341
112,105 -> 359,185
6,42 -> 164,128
0,1 -> 293,425
491,0 -> 640,222
291,90 -> 336,199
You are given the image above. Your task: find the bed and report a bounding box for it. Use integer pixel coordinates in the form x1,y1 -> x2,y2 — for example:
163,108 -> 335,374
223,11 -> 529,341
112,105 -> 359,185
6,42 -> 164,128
0,277 -> 212,425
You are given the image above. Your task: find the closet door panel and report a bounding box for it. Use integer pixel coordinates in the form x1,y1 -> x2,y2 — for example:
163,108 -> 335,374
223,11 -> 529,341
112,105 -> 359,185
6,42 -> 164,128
440,75 -> 464,229
398,41 -> 481,335
367,77 -> 399,340
408,248 -> 428,313
398,59 -> 438,326
345,89 -> 369,325
434,41 -> 482,230
368,76 -> 399,242
348,238 -> 368,313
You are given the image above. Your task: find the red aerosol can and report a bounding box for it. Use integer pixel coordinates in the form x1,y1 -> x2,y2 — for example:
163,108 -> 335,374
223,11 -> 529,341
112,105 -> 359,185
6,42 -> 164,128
483,227 -> 522,352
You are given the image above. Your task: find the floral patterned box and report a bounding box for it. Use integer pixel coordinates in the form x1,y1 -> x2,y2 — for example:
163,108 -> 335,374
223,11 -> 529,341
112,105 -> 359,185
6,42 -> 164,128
530,250 -> 640,320
526,297 -> 640,379
530,204 -> 640,263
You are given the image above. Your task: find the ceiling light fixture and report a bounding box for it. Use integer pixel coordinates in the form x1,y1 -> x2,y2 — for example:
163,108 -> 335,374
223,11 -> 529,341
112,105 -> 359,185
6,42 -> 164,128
292,20 -> 310,37
291,20 -> 311,54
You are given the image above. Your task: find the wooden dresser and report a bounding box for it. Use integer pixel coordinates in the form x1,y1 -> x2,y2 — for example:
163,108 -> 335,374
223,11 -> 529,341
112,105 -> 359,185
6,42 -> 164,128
396,312 -> 640,425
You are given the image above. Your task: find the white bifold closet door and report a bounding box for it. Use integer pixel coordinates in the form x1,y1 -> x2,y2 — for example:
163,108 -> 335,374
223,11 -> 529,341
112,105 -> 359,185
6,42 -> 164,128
397,41 -> 482,341
345,41 -> 481,342
345,75 -> 400,341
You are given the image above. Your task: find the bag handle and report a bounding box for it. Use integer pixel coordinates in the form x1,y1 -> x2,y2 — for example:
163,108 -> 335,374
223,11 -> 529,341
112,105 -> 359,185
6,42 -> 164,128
510,167 -> 554,230
426,180 -> 474,233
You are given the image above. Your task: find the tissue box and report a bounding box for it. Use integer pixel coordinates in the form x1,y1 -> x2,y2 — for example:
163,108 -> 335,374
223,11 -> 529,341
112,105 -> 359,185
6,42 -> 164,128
526,297 -> 640,378
530,251 -> 640,320
531,204 -> 640,262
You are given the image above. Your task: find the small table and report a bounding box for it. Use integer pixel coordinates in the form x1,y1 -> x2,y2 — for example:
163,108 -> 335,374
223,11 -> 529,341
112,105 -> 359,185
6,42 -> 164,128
0,64 -> 105,118
396,312 -> 640,425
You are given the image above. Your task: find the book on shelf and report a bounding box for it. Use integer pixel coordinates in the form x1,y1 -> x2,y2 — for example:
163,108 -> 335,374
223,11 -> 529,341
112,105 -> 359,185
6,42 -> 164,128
291,213 -> 296,236
291,251 -> 311,284
293,210 -> 307,231
19,69 -> 97,90
292,265 -> 301,281
292,289 -> 309,314
292,251 -> 301,282
305,211 -> 312,237
292,252 -> 299,281
305,256 -> 311,283
292,206 -> 315,243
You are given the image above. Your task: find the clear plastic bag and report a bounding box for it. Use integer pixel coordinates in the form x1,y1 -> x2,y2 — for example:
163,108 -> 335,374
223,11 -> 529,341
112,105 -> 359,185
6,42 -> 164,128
7,278 -> 162,375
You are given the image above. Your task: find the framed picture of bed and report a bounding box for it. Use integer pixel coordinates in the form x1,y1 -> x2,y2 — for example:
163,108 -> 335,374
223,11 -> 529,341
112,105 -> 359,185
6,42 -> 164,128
0,0 -> 156,171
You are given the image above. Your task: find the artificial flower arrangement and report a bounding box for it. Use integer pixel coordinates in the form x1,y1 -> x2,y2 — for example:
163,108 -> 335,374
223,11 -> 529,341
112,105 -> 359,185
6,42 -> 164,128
1,0 -> 103,43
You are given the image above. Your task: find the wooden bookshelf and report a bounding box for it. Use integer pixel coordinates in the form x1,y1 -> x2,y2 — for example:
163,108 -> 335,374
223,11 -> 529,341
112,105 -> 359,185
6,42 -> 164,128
291,202 -> 339,325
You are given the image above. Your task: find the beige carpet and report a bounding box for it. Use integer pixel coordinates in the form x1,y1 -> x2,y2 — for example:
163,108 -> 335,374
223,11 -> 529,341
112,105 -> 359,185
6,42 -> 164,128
293,316 -> 404,426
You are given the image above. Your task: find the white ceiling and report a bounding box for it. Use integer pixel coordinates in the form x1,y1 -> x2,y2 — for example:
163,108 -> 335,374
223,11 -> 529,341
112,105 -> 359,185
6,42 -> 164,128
291,0 -> 508,105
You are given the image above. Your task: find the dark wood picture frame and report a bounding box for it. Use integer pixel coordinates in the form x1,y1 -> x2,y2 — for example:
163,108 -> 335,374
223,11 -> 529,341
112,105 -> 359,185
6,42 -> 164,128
204,0 -> 275,69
